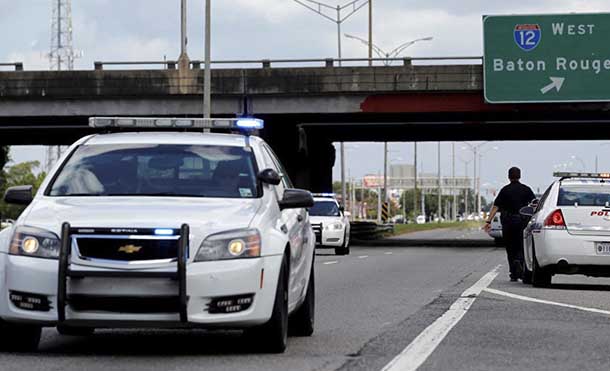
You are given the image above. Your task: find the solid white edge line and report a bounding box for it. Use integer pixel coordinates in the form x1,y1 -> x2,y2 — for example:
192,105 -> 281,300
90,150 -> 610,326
323,261 -> 339,265
381,265 -> 501,371
358,255 -> 369,259
483,288 -> 610,316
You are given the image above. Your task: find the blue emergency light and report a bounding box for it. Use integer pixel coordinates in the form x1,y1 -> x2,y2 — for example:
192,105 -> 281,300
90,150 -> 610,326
236,118 -> 264,130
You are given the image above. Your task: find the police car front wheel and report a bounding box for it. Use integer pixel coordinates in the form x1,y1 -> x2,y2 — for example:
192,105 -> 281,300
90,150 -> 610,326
244,256 -> 289,353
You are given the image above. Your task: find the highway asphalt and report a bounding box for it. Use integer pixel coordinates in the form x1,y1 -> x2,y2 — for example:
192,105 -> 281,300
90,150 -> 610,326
2,228 -> 610,370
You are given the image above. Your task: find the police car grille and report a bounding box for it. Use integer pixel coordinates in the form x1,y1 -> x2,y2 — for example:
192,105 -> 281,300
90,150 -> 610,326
76,238 -> 178,262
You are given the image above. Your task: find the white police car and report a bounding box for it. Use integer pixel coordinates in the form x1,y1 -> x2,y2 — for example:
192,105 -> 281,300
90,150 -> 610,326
309,194 -> 350,255
522,172 -> 610,287
0,117 -> 315,353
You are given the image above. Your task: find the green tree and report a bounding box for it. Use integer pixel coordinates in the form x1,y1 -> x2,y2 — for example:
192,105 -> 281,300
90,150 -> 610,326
0,161 -> 46,220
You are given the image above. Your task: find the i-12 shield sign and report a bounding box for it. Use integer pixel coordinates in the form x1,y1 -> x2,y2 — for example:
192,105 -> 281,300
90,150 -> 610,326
513,24 -> 541,51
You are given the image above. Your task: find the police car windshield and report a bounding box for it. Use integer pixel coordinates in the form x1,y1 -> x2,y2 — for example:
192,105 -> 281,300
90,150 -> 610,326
309,201 -> 340,216
558,184 -> 610,206
47,144 -> 260,199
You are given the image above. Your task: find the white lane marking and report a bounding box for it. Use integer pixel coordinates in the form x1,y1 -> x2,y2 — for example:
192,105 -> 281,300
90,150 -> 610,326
323,261 -> 338,265
381,265 -> 501,371
385,252 -> 393,255
358,255 -> 369,259
484,288 -> 610,316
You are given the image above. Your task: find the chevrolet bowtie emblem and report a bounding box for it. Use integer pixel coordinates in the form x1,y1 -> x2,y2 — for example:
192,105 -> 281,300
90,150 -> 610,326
118,244 -> 143,254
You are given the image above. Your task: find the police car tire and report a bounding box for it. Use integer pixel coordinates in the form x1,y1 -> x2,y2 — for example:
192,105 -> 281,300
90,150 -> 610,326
532,246 -> 552,287
522,239 -> 533,285
289,258 -> 315,337
246,256 -> 288,353
0,322 -> 41,352
57,325 -> 95,336
335,232 -> 350,255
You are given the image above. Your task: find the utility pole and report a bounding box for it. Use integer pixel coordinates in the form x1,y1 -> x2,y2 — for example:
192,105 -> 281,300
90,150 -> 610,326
203,0 -> 212,119
341,144 -> 346,206
413,142 -> 418,219
178,0 -> 190,69
383,142 -> 388,201
452,142 -> 456,220
437,142 -> 442,222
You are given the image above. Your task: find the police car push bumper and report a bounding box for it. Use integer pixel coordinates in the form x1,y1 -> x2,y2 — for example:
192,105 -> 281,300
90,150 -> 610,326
3,223 -> 282,327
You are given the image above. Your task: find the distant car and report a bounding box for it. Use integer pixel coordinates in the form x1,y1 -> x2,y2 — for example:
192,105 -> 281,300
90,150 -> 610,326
522,172 -> 610,287
309,194 -> 350,255
416,215 -> 426,224
487,212 -> 503,245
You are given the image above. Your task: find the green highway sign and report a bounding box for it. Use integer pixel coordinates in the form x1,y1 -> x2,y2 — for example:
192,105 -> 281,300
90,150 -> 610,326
483,13 -> 610,103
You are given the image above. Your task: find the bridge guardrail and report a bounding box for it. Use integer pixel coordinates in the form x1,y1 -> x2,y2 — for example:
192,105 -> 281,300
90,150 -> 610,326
0,62 -> 23,71
350,221 -> 394,240
92,56 -> 483,70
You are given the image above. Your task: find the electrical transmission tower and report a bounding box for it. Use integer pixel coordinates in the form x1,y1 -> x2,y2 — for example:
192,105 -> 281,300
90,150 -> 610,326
47,0 -> 79,171
49,0 -> 77,70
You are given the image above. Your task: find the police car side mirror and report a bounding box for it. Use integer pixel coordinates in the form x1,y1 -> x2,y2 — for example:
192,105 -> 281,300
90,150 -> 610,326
258,168 -> 281,185
4,185 -> 34,206
279,189 -> 314,210
339,206 -> 345,213
519,206 -> 535,217
529,198 -> 540,207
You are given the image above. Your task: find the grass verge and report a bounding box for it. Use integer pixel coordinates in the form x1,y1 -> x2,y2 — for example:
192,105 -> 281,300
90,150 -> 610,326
389,221 -> 482,237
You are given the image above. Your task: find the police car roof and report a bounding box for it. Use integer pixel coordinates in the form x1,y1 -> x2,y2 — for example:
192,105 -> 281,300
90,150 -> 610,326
84,131 -> 261,147
559,178 -> 610,186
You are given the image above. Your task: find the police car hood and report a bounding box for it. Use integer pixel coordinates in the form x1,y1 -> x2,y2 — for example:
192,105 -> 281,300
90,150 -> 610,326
19,197 -> 261,252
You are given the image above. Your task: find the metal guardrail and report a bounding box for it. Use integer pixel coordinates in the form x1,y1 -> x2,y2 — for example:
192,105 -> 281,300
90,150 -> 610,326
350,221 -> 394,240
92,56 -> 483,70
0,62 -> 23,71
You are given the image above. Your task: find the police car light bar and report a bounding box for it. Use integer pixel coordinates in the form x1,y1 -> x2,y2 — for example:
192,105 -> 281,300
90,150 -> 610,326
313,193 -> 336,198
88,117 -> 264,130
554,172 -> 610,179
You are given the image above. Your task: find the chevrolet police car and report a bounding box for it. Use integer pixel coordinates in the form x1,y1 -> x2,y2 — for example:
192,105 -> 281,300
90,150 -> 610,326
0,117 -> 316,353
521,172 -> 610,287
309,194 -> 350,255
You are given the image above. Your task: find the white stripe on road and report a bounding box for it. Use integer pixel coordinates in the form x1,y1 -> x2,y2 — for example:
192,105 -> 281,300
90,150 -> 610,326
381,265 -> 501,371
384,252 -> 393,255
358,255 -> 369,259
323,261 -> 338,265
484,288 -> 610,316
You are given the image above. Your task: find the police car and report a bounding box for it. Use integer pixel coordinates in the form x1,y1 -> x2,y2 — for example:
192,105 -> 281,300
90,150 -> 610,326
521,172 -> 610,287
309,194 -> 350,255
0,117 -> 316,353
486,213 -> 503,245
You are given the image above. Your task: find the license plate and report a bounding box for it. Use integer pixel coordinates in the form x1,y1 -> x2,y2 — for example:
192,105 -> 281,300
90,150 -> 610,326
595,242 -> 610,255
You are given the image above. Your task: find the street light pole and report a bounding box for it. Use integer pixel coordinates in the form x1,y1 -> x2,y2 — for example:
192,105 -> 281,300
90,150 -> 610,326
344,34 -> 433,65
413,142 -> 418,219
437,142 -> 441,222
368,0 -> 372,66
383,142 -> 388,202
293,0 -> 369,206
452,142 -> 456,221
203,0 -> 211,119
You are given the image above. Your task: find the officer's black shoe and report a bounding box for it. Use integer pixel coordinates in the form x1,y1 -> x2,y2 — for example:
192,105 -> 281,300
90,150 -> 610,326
513,260 -> 524,279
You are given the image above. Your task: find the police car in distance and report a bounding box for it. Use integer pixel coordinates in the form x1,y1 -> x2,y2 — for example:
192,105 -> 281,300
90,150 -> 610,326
486,213 -> 503,245
521,172 -> 610,287
309,194 -> 350,255
0,117 -> 315,353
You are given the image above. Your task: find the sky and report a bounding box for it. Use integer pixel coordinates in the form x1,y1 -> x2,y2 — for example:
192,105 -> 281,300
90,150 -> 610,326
3,0 -> 610,195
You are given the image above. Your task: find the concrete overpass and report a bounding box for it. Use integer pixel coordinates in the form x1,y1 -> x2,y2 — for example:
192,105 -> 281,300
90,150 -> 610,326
2,57 -> 610,191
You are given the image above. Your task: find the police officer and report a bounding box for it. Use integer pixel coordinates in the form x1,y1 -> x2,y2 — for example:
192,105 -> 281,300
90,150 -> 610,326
484,167 -> 535,281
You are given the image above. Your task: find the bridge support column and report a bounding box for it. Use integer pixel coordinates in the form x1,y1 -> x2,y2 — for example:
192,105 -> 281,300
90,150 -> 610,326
261,119 -> 335,193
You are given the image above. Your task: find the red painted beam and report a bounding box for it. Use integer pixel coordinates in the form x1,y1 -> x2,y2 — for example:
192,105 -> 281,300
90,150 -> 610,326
359,92 -> 608,114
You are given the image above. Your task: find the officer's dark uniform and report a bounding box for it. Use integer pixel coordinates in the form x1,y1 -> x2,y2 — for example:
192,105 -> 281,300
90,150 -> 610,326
493,178 -> 535,279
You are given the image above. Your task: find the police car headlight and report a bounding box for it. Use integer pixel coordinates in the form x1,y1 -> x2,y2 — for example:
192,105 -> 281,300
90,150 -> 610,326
195,229 -> 261,262
9,226 -> 60,259
326,222 -> 344,231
